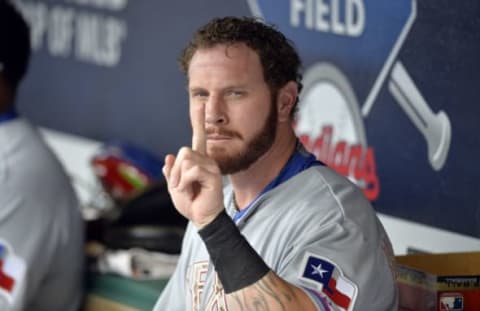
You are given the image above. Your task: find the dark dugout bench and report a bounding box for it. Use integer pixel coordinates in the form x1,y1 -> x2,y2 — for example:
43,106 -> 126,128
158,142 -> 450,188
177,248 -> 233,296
83,183 -> 185,311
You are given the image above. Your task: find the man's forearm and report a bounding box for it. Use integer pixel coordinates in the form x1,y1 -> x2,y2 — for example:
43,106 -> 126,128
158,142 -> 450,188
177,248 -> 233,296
227,271 -> 316,311
198,210 -> 270,293
198,211 -> 316,311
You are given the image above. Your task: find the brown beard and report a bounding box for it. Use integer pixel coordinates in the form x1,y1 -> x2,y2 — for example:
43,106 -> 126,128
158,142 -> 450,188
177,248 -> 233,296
208,96 -> 278,175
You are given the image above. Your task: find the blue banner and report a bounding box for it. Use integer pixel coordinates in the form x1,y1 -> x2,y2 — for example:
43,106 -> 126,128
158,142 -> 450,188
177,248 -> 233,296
14,0 -> 480,238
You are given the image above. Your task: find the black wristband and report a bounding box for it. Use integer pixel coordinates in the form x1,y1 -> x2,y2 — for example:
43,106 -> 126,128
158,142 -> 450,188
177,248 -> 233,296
198,210 -> 270,294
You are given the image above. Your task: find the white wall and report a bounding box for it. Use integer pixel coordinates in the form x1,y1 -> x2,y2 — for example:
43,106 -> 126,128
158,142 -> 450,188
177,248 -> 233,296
379,214 -> 480,255
41,128 -> 480,256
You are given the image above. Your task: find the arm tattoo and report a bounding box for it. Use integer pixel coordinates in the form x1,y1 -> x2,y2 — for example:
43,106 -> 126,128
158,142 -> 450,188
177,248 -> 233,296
229,273 -> 300,311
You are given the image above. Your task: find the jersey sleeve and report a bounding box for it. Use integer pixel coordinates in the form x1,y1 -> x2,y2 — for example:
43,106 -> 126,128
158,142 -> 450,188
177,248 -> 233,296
275,181 -> 398,311
0,172 -> 82,311
0,194 -> 28,311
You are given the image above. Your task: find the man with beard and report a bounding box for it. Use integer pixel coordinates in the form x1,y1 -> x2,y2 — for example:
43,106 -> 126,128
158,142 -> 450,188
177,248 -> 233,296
153,17 -> 398,310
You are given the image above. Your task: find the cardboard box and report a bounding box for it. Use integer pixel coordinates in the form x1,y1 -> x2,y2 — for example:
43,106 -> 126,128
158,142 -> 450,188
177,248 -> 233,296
396,252 -> 480,311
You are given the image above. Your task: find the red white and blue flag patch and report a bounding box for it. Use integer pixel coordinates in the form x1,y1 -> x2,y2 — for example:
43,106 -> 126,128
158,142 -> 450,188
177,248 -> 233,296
0,240 -> 26,305
299,253 -> 357,311
439,292 -> 464,311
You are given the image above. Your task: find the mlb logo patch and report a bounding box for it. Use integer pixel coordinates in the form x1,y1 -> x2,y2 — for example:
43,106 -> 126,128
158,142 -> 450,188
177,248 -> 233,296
299,253 -> 357,311
439,292 -> 464,311
0,240 -> 26,305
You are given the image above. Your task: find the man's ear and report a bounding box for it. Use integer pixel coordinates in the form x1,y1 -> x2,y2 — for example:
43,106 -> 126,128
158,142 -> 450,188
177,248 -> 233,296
276,81 -> 298,122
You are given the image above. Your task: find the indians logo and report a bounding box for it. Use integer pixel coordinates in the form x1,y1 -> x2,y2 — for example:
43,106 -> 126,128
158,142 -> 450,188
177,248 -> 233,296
295,63 -> 379,200
248,0 -> 451,201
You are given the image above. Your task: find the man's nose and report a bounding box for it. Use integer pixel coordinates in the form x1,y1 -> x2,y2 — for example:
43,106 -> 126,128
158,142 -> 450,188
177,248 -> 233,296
205,96 -> 226,125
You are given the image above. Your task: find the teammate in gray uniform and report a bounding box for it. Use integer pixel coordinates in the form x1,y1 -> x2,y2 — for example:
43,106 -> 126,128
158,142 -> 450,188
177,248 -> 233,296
154,16 -> 398,310
0,1 -> 84,310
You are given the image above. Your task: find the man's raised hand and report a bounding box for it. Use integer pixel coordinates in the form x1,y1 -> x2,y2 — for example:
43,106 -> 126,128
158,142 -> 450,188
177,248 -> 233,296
162,104 -> 224,229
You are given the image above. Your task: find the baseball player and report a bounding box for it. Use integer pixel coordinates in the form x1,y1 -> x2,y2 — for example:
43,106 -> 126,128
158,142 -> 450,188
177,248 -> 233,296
0,1 -> 84,310
153,16 -> 397,310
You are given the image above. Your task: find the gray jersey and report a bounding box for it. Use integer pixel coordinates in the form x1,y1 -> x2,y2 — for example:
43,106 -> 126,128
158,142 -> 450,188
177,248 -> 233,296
154,163 -> 397,311
0,119 -> 84,311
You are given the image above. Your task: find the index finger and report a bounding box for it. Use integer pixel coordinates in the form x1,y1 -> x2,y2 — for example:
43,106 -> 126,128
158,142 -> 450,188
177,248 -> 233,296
191,103 -> 207,155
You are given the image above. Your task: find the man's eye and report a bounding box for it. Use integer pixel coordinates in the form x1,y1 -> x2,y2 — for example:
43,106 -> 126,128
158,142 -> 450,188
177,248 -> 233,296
228,90 -> 244,97
192,92 -> 208,98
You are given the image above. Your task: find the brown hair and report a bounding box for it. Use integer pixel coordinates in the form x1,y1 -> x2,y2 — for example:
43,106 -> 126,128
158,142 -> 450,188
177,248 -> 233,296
179,16 -> 303,116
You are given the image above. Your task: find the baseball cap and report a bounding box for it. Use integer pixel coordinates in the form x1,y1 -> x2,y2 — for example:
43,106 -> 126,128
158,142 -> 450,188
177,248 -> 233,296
0,0 -> 31,90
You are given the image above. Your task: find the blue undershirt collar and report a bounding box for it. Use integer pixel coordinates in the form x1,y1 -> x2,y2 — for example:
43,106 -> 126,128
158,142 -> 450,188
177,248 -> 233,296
232,145 -> 324,223
0,108 -> 18,124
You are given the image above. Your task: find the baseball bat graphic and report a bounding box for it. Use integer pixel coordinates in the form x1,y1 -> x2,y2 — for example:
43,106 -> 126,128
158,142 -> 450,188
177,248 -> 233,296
388,61 -> 451,171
